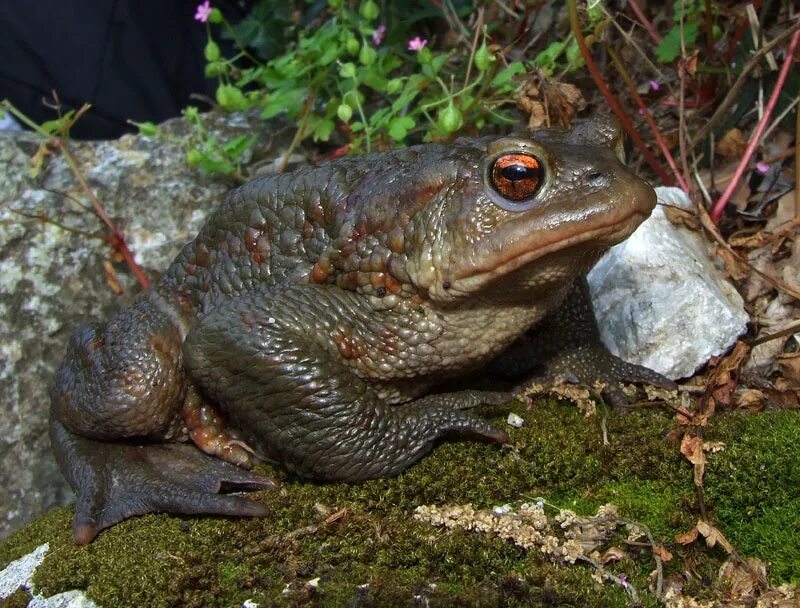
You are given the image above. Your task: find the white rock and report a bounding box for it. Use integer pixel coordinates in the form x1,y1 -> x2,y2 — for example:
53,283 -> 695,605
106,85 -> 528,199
506,413 -> 525,428
0,543 -> 99,607
242,600 -> 259,608
588,187 -> 749,379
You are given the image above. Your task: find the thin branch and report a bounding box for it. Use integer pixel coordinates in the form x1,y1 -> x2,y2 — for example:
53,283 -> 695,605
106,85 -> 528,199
710,29 -> 800,223
690,19 -> 800,150
566,0 -> 672,184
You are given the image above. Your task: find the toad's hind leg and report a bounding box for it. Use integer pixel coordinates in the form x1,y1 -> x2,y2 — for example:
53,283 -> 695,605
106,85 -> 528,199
183,285 -> 510,483
50,298 -> 274,544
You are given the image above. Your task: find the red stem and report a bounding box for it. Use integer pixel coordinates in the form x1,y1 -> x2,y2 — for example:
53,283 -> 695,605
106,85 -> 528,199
710,29 -> 800,223
568,1 -> 672,185
627,0 -> 661,43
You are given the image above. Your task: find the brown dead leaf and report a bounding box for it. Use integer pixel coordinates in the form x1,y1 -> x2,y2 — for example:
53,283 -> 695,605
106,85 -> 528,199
713,244 -> 751,281
719,557 -> 767,600
601,546 -> 626,563
707,341 -> 751,409
776,351 -> 800,384
735,388 -> 767,411
680,433 -> 706,486
103,260 -> 125,295
684,50 -> 700,75
653,544 -> 673,562
325,507 -> 348,524
675,525 -> 699,545
696,519 -> 734,553
516,70 -> 586,128
716,128 -> 747,158
663,205 -> 701,230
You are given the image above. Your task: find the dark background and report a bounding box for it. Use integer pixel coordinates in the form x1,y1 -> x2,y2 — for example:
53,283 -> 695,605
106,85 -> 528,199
0,1 -> 249,139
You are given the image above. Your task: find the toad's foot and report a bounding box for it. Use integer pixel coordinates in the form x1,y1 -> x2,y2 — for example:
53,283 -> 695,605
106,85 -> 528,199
182,385 -> 259,469
51,419 -> 275,545
535,343 -> 676,408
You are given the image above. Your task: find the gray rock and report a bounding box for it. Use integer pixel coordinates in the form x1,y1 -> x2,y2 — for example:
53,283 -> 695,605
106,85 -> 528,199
0,113 -> 291,539
588,187 -> 749,379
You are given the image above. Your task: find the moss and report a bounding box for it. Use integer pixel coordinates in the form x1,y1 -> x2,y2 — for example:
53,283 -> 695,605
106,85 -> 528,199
705,410 -> 800,584
2,402 -> 798,606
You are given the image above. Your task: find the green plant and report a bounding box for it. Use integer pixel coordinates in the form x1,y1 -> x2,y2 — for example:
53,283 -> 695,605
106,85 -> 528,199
168,0 -> 536,176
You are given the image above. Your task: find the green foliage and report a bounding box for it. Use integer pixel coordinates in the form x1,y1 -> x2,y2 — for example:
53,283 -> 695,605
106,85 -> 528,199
185,0 -> 538,174
656,0 -> 703,62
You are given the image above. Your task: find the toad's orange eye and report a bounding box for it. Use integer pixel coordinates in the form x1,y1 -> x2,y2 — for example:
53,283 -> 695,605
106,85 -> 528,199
490,153 -> 543,202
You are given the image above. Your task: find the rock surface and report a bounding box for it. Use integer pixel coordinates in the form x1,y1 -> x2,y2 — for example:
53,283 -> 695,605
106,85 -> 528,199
588,187 -> 749,379
0,113 -> 290,539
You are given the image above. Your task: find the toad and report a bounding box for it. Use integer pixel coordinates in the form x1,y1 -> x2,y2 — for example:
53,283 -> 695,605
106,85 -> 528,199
50,116 -> 670,544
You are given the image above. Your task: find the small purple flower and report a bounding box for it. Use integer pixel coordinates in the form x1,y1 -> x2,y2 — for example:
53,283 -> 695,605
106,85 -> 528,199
756,161 -> 769,174
372,24 -> 386,46
619,575 -> 629,589
649,80 -> 660,91
195,0 -> 212,22
408,36 -> 427,52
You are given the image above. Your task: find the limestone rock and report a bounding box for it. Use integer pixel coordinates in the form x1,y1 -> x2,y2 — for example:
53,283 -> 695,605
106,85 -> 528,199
588,187 -> 749,379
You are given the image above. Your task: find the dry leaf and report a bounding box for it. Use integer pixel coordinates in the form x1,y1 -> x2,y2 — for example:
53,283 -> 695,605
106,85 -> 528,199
696,519 -> 734,553
664,205 -> 701,230
719,557 -> 767,600
716,128 -> 747,158
735,388 -> 767,411
707,341 -> 751,409
675,525 -> 699,545
653,544 -> 673,562
680,433 -> 706,486
601,546 -> 626,563
713,244 -> 751,281
325,507 -> 348,524
516,70 -> 586,128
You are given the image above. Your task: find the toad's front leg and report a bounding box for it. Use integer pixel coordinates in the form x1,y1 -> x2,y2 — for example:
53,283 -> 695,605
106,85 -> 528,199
183,284 -> 509,483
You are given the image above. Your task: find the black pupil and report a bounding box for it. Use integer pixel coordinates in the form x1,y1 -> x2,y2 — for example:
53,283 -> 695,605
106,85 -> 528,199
500,164 -> 536,181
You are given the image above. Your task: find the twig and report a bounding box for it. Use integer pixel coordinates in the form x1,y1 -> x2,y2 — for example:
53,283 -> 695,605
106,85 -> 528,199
694,182 -> 800,301
605,45 -> 689,192
626,0 -> 660,43
690,19 -> 800,150
796,89 -> 800,221
677,4 -> 694,200
748,321 -> 800,347
710,29 -> 800,223
462,9 -> 484,90
56,142 -> 151,289
566,0 -> 672,185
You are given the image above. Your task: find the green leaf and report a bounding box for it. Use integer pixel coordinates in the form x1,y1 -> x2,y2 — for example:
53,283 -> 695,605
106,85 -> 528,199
656,21 -> 699,63
388,116 -> 415,141
491,61 -> 525,88
216,84 -> 250,111
222,134 -> 257,158
312,117 -> 335,141
133,121 -> 159,137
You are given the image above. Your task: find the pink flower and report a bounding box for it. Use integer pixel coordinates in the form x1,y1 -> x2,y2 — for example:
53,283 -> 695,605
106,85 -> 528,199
756,161 -> 769,174
195,1 -> 212,22
372,24 -> 386,46
408,36 -> 427,52
649,80 -> 660,91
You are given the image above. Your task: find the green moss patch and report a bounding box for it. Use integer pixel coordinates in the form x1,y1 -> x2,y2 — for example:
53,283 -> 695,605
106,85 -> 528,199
2,401 -> 798,606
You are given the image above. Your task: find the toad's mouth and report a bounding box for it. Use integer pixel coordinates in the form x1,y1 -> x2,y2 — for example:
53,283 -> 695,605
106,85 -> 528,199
449,206 -> 650,293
